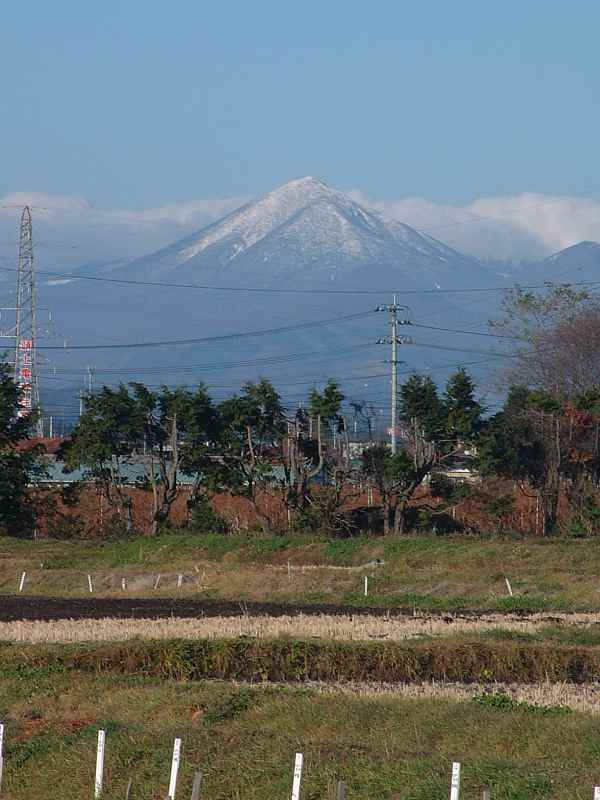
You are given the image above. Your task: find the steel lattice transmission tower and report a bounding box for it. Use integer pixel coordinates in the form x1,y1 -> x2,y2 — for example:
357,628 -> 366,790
13,207 -> 43,435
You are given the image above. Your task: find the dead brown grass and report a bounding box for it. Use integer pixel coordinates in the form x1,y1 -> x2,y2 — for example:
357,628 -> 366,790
0,610 -> 598,644
301,679 -> 600,715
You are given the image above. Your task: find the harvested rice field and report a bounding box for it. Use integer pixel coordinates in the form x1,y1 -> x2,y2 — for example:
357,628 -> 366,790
3,534 -> 600,798
2,610 -> 600,644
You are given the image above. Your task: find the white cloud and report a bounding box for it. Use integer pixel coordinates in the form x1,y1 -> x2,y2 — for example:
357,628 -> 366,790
0,192 -> 248,269
348,190 -> 600,261
0,187 -> 599,270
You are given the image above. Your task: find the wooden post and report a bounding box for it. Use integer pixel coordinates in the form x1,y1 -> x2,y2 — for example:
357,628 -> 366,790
125,778 -> 133,800
88,575 -> 93,593
483,788 -> 491,800
94,729 -> 106,798
154,574 -> 161,590
168,738 -> 182,799
121,577 -> 126,591
0,722 -> 4,792
504,577 -> 513,597
177,574 -> 183,589
291,752 -> 303,800
287,561 -> 292,582
449,762 -> 460,800
336,780 -> 346,800
18,572 -> 26,592
363,576 -> 368,596
190,770 -> 203,800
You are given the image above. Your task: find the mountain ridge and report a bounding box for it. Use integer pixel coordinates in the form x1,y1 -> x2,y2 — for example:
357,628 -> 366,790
37,178 -> 600,422
115,176 -> 491,290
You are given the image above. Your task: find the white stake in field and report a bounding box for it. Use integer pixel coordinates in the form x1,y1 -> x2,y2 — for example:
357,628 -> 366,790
168,737 -> 182,799
291,752 -> 304,800
94,729 -> 105,798
0,721 -> 4,792
450,761 -> 461,800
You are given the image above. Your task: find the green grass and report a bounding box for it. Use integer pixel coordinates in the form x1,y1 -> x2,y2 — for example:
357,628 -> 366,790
4,636 -> 600,684
3,532 -> 600,611
482,625 -> 600,647
472,691 -> 572,716
1,665 -> 600,799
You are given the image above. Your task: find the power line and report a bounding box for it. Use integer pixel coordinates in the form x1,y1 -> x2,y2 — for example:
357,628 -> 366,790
40,359 -> 493,402
415,341 -> 513,358
37,310 -> 375,351
3,263 -> 600,296
40,343 -> 375,375
411,322 -> 524,340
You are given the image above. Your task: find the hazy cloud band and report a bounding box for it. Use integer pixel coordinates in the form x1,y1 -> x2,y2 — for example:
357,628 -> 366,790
1,187 -> 599,269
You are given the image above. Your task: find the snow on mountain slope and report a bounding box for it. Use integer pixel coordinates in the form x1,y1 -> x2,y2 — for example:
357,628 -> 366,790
39,178 -> 511,419
118,177 -> 490,289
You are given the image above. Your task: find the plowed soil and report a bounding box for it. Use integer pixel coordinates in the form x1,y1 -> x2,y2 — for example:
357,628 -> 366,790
0,594 -> 562,622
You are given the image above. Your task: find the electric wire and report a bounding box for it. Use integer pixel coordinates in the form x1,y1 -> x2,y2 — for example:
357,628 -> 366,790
3,263 -> 600,297
36,310 -> 375,351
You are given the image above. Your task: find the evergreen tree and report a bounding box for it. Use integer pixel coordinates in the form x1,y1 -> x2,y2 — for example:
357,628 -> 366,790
362,368 -> 481,535
216,379 -> 286,529
399,374 -> 445,440
0,362 -> 44,535
444,368 -> 483,441
308,379 -> 344,425
61,385 -> 145,533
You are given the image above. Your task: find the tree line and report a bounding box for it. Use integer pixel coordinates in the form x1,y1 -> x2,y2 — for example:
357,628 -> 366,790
2,284 -> 600,537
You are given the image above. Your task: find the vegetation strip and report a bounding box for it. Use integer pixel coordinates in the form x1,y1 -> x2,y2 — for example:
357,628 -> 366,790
2,612 -> 600,644
5,637 -> 600,684
303,681 -> 600,715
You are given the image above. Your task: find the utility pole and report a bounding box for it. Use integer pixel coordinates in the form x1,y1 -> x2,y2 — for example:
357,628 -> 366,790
87,364 -> 95,396
80,365 -> 95,417
376,296 -> 412,453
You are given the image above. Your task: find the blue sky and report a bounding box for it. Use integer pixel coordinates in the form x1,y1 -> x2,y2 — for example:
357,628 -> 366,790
1,0 -> 599,210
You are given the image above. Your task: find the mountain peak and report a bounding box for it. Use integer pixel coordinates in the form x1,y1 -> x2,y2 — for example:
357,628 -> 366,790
281,175 -> 329,190
252,175 -> 339,213
119,176 -> 486,290
545,240 -> 600,262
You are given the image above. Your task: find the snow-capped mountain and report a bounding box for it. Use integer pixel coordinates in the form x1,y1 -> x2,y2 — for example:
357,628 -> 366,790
118,177 -> 490,289
525,240 -> 600,285
40,178 -> 512,420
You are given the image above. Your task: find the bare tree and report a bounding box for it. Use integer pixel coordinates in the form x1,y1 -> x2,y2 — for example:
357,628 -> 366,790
493,284 -> 600,397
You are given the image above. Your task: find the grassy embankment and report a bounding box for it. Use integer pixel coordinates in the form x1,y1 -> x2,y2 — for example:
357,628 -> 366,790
1,533 -> 600,611
5,634 -> 600,685
2,652 -> 600,800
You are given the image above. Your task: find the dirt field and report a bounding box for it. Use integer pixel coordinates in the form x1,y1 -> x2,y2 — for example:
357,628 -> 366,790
0,593 -> 586,622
